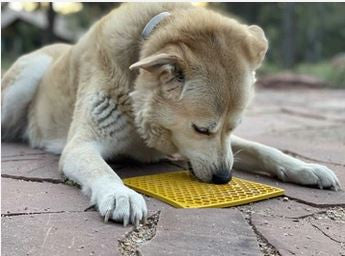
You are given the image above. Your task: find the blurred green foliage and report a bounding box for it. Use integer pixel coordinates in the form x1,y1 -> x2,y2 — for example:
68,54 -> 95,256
64,3 -> 119,30
259,61 -> 345,88
211,3 -> 345,68
212,2 -> 345,87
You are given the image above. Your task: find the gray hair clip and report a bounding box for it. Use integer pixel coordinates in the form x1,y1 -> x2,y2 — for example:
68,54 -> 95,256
142,11 -> 171,39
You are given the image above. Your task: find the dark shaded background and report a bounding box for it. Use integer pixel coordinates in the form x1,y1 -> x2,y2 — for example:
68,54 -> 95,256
1,2 -> 344,87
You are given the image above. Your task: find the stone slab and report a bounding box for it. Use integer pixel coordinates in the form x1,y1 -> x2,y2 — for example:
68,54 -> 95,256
251,215 -> 345,256
1,212 -> 131,256
140,208 -> 261,256
1,178 -> 89,215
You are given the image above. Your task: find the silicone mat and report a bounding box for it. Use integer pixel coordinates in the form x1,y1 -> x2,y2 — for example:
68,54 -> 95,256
123,171 -> 284,208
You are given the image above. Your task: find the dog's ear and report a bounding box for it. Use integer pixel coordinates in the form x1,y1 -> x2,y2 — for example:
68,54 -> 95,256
245,25 -> 268,69
130,53 -> 182,83
130,53 -> 178,71
130,53 -> 185,100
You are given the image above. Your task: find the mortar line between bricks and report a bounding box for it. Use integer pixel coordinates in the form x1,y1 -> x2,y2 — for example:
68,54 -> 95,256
286,195 -> 345,208
247,201 -> 334,220
1,210 -> 87,217
285,210 -> 328,220
2,158 -> 55,162
281,149 -> 345,167
1,174 -> 65,184
245,109 -> 281,116
272,123 -> 342,134
280,107 -> 345,123
310,222 -> 343,244
2,152 -> 49,158
256,209 -> 328,220
2,160 -> 60,179
26,160 -> 58,174
239,210 -> 282,256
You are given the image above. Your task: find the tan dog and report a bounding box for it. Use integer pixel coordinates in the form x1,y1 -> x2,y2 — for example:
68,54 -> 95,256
1,3 -> 340,226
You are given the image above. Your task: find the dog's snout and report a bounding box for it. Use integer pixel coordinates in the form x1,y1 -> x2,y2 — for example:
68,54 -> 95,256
212,168 -> 232,184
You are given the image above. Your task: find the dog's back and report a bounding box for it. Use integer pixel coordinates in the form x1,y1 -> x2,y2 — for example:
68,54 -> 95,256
1,44 -> 71,141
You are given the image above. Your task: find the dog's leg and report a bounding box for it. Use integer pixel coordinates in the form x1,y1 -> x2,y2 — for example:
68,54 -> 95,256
231,135 -> 341,190
60,137 -> 147,226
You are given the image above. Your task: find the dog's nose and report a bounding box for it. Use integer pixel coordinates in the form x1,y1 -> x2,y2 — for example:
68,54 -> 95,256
212,169 -> 232,184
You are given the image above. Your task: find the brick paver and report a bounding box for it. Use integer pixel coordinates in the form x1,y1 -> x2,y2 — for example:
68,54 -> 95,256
252,88 -> 345,120
1,151 -> 63,182
1,212 -> 130,256
1,142 -> 52,159
236,112 -> 337,139
1,178 -> 88,214
140,209 -> 261,256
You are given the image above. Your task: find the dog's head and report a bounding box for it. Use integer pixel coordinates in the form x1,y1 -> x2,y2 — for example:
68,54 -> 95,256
130,8 -> 268,183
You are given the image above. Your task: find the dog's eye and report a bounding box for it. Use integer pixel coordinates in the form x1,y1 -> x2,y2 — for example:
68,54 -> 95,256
176,72 -> 185,83
192,124 -> 210,135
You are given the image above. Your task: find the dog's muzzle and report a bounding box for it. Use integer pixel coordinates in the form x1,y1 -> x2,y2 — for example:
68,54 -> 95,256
211,164 -> 232,184
212,170 -> 232,184
188,161 -> 232,184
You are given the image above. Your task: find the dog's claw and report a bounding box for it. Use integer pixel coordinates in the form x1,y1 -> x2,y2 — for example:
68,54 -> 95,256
84,204 -> 96,212
104,209 -> 111,223
123,218 -> 128,227
93,179 -> 147,226
331,181 -> 341,192
335,179 -> 342,191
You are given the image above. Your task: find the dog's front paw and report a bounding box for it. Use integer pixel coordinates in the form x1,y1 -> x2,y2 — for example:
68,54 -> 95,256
91,178 -> 147,226
276,163 -> 341,191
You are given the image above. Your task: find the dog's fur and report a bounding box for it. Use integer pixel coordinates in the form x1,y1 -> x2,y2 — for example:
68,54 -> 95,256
1,3 -> 340,225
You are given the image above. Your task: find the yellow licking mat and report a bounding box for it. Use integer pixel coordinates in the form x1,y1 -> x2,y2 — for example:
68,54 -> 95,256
123,171 -> 284,208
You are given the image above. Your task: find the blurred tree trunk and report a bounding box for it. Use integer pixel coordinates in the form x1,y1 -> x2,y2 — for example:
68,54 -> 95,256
317,3 -> 324,61
306,3 -> 324,62
282,3 -> 296,68
1,2 -> 8,9
44,3 -> 56,43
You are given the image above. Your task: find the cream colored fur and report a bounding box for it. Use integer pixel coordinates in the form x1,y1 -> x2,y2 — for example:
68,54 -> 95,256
1,3 -> 340,226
